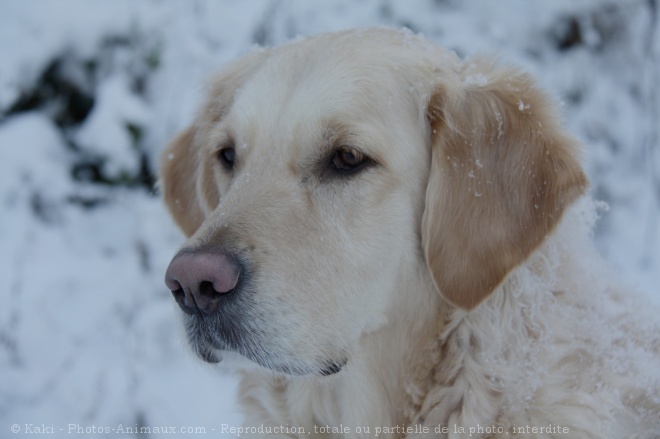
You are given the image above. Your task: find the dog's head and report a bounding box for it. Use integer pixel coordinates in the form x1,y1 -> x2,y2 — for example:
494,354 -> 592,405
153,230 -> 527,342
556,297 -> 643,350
160,29 -> 586,376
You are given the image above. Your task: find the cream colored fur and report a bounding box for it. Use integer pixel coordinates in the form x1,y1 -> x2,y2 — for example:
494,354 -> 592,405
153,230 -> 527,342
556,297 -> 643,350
160,28 -> 660,438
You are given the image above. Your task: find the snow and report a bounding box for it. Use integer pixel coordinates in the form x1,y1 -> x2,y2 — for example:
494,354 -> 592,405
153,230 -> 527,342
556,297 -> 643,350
0,1 -> 658,438
518,99 -> 531,112
75,75 -> 152,177
463,73 -> 489,87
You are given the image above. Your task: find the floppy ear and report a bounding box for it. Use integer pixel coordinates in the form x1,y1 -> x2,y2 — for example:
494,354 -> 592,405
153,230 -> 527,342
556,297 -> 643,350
160,127 -> 212,237
159,49 -> 269,237
422,61 -> 588,310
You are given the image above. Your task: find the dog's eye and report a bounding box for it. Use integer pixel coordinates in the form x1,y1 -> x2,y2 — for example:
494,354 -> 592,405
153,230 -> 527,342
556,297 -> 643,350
217,146 -> 236,170
331,147 -> 369,175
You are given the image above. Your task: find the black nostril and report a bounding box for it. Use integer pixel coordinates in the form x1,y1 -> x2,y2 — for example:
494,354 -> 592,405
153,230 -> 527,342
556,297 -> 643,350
170,288 -> 198,315
199,280 -> 218,297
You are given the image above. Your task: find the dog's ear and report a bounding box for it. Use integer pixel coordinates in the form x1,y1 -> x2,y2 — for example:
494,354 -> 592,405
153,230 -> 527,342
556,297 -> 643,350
422,61 -> 588,310
160,127 -> 212,237
160,50 -> 268,237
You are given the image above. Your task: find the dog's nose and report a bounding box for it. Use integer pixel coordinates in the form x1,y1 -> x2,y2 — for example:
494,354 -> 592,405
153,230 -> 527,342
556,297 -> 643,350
165,249 -> 240,315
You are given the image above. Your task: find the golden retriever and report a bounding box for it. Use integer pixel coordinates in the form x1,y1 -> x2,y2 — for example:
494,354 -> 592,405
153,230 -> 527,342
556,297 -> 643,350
160,28 -> 660,438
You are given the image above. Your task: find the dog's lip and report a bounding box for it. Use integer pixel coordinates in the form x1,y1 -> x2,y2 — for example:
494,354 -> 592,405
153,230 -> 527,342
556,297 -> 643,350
196,343 -> 347,376
194,342 -> 221,364
199,349 -> 221,364
186,321 -> 223,364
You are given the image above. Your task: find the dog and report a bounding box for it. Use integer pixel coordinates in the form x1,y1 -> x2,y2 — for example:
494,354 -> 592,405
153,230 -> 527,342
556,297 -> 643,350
160,28 -> 660,438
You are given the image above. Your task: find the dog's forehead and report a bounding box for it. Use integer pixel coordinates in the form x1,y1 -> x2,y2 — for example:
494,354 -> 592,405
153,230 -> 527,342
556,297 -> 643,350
224,30 -> 455,156
231,47 -> 394,134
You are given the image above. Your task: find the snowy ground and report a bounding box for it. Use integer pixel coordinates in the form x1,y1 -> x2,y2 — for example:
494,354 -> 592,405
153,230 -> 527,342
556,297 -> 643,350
1,1 -> 658,438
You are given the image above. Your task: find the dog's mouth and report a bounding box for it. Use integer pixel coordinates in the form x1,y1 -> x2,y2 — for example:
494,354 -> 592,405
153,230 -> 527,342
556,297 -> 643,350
185,318 -> 222,364
184,314 -> 347,376
197,345 -> 221,363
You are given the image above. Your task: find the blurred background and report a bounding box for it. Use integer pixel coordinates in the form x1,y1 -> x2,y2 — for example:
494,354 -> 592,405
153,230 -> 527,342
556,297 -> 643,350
1,0 -> 658,437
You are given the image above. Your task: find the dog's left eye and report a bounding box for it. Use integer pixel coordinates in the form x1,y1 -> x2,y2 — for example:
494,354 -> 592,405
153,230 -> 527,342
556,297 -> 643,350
330,147 -> 369,175
217,145 -> 236,170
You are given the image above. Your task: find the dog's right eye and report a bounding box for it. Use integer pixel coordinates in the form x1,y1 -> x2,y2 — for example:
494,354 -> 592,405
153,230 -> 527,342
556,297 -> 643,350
317,145 -> 376,182
328,146 -> 372,176
217,145 -> 236,170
